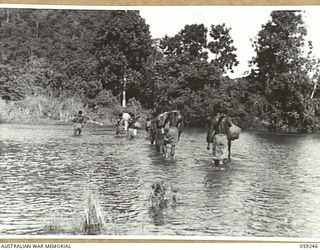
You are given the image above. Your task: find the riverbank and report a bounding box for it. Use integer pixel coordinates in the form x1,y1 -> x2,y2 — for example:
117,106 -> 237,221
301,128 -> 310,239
0,95 -> 83,124
0,94 -> 148,128
2,95 -> 319,134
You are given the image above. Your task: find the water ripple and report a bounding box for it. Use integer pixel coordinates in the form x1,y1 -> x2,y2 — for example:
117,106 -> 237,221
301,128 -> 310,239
0,125 -> 320,237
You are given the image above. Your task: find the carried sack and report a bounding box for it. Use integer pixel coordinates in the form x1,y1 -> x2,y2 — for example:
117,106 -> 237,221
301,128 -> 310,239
228,122 -> 241,140
134,121 -> 141,129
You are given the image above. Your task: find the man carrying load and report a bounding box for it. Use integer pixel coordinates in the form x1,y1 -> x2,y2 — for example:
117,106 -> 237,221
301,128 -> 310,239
206,107 -> 241,166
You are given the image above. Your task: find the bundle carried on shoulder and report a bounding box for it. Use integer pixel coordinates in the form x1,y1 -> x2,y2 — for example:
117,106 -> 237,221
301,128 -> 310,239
228,122 -> 241,141
134,121 -> 141,129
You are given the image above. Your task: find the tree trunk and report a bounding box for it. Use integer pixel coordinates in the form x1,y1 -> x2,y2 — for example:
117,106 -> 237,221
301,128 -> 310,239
6,10 -> 9,23
36,21 -> 39,38
311,80 -> 318,100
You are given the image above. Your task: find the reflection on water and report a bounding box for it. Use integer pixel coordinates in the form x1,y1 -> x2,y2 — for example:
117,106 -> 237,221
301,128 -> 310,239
0,124 -> 320,237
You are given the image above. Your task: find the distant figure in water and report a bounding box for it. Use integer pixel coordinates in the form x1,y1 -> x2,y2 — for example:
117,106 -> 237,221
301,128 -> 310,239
116,112 -> 131,135
162,110 -> 184,158
145,117 -> 152,132
145,117 -> 154,140
72,110 -> 89,135
116,111 -> 141,138
207,109 -> 232,167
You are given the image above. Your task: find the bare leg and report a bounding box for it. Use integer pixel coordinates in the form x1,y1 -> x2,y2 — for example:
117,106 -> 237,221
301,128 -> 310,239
162,144 -> 167,157
159,141 -> 164,155
214,160 -> 219,167
74,128 -> 81,135
150,130 -> 155,144
207,130 -> 213,150
170,145 -> 175,158
128,129 -> 134,139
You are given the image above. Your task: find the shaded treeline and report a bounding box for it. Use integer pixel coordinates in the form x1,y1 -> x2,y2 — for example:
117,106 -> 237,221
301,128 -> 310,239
0,9 -> 320,131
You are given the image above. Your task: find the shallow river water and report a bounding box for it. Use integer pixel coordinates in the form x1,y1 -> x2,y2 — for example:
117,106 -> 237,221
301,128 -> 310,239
0,124 -> 320,237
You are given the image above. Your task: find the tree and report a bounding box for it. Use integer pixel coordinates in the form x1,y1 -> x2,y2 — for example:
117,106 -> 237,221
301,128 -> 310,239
149,23 -> 239,125
160,24 -> 208,60
208,24 -> 239,73
251,11 -> 308,88
250,10 -> 319,132
93,10 -> 153,101
0,9 -> 117,101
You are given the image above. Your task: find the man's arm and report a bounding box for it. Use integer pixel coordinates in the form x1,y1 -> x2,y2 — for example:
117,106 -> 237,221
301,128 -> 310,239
226,116 -> 232,127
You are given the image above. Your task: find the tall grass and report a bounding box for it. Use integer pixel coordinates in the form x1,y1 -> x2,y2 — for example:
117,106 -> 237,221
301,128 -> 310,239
80,186 -> 107,234
0,94 -> 83,124
46,186 -> 108,235
0,94 -> 148,127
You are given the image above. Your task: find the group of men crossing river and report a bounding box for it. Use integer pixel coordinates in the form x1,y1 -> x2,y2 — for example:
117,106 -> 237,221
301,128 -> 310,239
146,109 -> 184,158
116,111 -> 141,138
72,106 -> 240,166
145,107 -> 240,165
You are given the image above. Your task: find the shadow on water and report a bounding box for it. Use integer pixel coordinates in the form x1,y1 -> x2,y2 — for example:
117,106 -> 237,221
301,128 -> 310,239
148,207 -> 165,227
145,144 -> 180,181
200,158 -> 235,198
149,154 -> 178,168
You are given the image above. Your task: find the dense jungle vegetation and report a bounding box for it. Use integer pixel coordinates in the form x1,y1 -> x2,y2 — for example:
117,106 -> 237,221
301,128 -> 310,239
0,9 -> 320,132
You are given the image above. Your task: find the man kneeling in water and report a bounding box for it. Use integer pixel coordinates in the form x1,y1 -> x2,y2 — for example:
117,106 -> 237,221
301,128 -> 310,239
149,181 -> 177,208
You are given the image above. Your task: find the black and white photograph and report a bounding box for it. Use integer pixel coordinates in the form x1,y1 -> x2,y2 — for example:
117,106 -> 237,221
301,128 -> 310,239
0,4 -> 320,239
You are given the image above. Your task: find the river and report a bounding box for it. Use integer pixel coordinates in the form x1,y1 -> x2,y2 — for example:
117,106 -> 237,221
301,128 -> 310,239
0,124 -> 320,237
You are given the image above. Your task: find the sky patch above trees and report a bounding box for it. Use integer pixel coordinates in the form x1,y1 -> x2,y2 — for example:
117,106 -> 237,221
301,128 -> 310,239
138,6 -> 320,79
